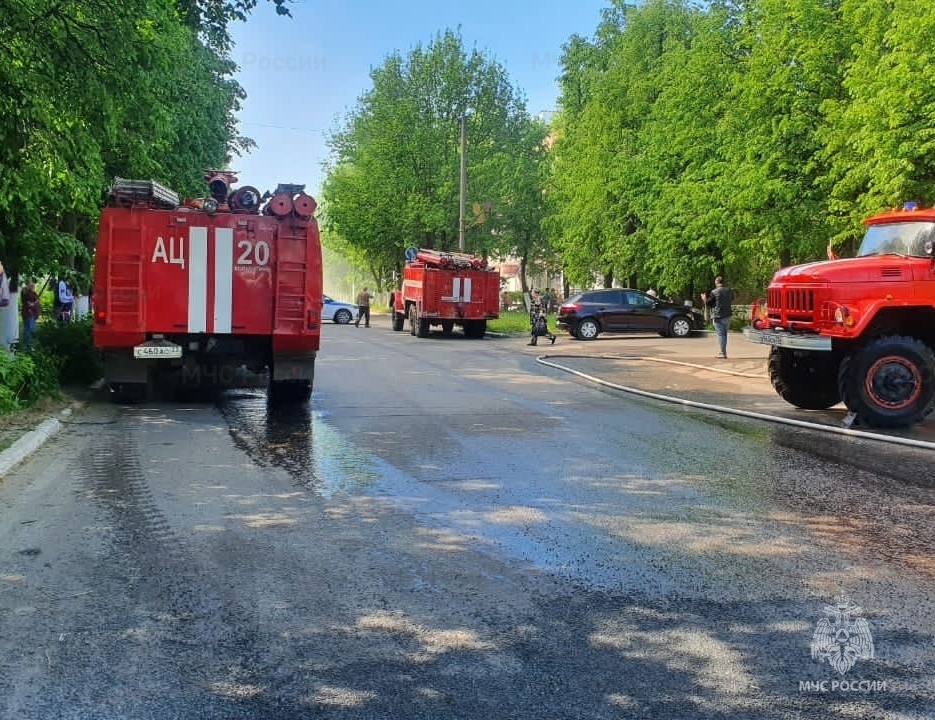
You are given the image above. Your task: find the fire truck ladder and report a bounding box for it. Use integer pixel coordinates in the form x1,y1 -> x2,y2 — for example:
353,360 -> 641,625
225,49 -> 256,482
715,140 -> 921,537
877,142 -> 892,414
272,224 -> 308,332
105,226 -> 144,329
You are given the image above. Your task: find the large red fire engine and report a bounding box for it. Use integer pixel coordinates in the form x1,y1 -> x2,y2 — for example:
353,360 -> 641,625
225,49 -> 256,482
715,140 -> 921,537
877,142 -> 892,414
745,201 -> 935,427
92,172 -> 323,403
391,248 -> 500,338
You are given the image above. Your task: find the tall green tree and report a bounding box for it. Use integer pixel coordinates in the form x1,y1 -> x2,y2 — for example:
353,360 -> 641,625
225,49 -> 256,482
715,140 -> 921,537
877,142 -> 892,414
487,118 -> 557,293
548,13 -> 630,289
610,0 -> 725,297
0,0 -> 267,285
820,0 -> 935,250
720,0 -> 845,276
321,29 -> 534,289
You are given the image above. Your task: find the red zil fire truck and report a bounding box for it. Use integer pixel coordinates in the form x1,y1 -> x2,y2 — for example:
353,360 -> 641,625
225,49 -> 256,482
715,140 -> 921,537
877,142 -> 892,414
391,248 -> 500,338
744,202 -> 935,428
92,172 -> 323,403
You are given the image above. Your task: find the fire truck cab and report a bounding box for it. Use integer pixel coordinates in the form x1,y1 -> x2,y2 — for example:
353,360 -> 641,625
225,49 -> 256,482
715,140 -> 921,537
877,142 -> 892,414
744,202 -> 935,427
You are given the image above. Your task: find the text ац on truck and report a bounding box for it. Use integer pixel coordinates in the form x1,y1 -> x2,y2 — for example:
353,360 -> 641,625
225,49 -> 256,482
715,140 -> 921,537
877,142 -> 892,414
92,171 -> 323,404
744,201 -> 935,428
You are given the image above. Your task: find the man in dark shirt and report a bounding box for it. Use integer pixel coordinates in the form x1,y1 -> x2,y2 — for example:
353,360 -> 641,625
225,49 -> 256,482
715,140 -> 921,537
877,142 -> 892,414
702,276 -> 733,359
355,286 -> 373,328
20,279 -> 41,350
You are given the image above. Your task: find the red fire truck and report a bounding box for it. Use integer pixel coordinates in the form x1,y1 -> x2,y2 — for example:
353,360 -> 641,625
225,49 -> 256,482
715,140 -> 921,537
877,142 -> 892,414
744,201 -> 935,427
92,172 -> 323,403
391,248 -> 500,338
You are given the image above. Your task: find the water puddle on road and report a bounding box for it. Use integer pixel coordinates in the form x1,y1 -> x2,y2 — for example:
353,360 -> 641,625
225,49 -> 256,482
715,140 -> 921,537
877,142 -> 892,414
218,390 -> 379,496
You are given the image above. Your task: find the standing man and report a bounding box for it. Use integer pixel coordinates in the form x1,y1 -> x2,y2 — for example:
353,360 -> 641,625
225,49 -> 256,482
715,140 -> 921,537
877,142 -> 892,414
701,276 -> 733,359
355,286 -> 373,328
19,279 -> 41,350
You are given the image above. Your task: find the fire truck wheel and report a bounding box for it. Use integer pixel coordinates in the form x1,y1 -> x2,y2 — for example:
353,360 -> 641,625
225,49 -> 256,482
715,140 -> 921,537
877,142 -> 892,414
334,309 -> 353,324
269,380 -> 312,404
409,306 -> 418,336
768,347 -> 841,410
110,382 -> 150,404
838,335 -> 935,428
576,319 -> 600,341
463,320 -> 487,339
392,312 -> 405,331
441,320 -> 454,335
417,317 -> 430,338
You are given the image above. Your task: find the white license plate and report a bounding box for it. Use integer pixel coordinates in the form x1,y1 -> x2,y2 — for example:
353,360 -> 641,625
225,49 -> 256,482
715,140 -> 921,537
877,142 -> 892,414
758,333 -> 783,346
133,343 -> 183,359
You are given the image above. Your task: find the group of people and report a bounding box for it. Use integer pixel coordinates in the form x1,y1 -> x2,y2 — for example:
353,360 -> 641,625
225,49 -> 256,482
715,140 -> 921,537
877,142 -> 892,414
0,260 -> 79,351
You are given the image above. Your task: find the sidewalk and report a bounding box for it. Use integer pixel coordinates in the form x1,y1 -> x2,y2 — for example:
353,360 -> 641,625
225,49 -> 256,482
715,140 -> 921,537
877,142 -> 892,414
527,329 -> 935,448
523,329 -> 769,377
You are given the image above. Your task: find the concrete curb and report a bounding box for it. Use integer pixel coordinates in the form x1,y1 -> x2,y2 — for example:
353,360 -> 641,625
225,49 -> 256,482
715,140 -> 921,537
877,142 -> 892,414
0,417 -> 63,478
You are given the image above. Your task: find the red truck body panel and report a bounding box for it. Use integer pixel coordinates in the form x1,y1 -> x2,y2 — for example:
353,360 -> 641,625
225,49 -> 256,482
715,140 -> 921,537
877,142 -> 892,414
397,263 -> 501,319
391,249 -> 500,338
92,177 -> 323,401
94,207 -> 322,349
744,202 -> 935,427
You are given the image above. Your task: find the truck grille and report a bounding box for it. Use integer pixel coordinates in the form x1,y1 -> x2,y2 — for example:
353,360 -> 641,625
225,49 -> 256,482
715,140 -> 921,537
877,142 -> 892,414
768,287 -> 816,323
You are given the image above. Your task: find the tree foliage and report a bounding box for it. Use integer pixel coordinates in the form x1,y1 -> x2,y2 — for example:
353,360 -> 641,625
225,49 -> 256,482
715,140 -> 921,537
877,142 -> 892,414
0,0 -> 272,287
321,30 -> 544,290
548,0 -> 935,300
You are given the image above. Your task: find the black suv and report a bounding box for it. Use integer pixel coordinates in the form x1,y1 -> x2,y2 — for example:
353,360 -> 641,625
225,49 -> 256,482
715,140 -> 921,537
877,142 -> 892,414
557,289 -> 705,340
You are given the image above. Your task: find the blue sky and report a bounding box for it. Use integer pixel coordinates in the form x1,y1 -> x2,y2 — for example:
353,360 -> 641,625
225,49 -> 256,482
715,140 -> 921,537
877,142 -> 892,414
230,0 -> 610,198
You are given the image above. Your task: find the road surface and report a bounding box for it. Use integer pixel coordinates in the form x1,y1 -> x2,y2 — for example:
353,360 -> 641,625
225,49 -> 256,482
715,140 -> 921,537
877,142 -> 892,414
1,324 -> 932,718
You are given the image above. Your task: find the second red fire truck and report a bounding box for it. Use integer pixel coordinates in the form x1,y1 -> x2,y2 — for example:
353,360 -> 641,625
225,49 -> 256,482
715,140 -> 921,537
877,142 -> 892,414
391,248 -> 500,338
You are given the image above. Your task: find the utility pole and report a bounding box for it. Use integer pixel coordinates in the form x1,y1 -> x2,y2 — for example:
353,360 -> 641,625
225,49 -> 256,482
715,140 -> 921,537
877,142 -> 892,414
458,112 -> 467,253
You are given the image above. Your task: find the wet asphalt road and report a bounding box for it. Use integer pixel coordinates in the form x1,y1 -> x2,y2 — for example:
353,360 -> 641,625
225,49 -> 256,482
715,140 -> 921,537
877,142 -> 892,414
0,323 -> 933,719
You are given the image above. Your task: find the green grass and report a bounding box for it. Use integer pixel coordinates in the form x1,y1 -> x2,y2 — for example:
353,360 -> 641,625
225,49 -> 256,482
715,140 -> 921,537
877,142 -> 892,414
488,310 -> 537,335
374,307 -> 540,335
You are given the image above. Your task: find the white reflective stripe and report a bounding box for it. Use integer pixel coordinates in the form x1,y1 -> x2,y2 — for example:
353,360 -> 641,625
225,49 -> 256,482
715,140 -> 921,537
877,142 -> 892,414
463,278 -> 472,302
213,227 -> 233,333
188,227 -> 208,333
452,277 -> 461,301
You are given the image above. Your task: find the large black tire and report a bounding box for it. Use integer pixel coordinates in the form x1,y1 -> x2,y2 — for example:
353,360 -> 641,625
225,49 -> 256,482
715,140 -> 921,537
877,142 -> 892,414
269,380 -> 311,404
463,319 -> 487,339
768,347 -> 841,410
392,312 -> 405,331
417,317 -> 430,338
837,335 -> 935,428
409,305 -> 418,336
441,320 -> 454,335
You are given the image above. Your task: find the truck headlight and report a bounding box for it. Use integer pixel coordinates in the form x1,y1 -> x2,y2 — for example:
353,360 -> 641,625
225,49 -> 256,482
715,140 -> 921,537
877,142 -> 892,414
833,306 -> 857,327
